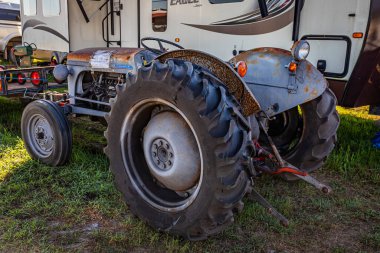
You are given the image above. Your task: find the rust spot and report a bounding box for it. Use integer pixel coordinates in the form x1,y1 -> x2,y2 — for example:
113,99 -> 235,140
251,47 -> 291,56
68,47 -> 142,64
245,59 -> 259,66
304,86 -> 309,93
258,54 -> 265,58
306,64 -> 313,72
311,88 -> 318,96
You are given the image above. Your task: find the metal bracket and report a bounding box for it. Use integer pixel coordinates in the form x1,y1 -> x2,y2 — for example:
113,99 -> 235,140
294,172 -> 332,194
287,74 -> 298,93
75,0 -> 90,23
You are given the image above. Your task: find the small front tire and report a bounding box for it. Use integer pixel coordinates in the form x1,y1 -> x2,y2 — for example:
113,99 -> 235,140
21,100 -> 72,166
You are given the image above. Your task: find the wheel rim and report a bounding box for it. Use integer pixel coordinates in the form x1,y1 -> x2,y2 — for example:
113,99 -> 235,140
268,112 -> 289,136
267,107 -> 303,155
27,114 -> 54,158
120,99 -> 203,212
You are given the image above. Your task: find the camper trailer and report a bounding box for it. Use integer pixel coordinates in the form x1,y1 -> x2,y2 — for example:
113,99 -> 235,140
0,1 -> 21,61
20,0 -> 380,108
17,0 -> 378,240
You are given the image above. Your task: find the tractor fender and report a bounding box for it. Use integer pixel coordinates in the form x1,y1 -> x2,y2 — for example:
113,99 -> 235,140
230,48 -> 327,117
157,49 -> 261,116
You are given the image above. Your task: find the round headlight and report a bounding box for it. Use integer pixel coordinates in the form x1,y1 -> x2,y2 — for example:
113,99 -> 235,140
291,40 -> 310,61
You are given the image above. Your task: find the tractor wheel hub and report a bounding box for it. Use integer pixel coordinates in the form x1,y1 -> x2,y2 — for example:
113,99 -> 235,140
143,111 -> 200,192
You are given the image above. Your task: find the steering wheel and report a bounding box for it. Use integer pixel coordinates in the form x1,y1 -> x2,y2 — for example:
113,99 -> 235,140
24,42 -> 37,51
141,37 -> 184,54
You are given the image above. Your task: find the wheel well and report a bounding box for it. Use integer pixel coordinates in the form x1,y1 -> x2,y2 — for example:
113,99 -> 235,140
6,36 -> 22,47
4,36 -> 22,60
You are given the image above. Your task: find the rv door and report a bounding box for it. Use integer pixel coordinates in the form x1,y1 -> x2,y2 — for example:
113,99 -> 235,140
21,0 -> 69,52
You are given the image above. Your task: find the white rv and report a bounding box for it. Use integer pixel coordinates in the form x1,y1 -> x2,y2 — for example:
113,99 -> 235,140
0,1 -> 21,61
19,0 -> 380,107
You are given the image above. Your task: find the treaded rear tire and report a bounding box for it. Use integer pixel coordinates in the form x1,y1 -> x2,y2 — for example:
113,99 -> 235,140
104,60 -> 251,240
277,88 -> 340,180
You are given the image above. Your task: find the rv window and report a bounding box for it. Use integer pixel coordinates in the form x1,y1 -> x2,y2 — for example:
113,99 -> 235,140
42,0 -> 60,16
152,0 -> 167,32
0,9 -> 21,21
23,0 -> 36,16
209,0 -> 243,4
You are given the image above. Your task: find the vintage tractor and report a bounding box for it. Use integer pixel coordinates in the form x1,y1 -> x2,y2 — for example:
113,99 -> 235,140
21,38 -> 339,240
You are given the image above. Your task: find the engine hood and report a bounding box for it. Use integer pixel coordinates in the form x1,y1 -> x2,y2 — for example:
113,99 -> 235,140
67,48 -> 150,73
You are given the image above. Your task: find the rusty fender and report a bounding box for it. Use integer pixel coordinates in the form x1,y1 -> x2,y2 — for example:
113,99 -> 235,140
157,49 -> 261,117
230,48 -> 327,117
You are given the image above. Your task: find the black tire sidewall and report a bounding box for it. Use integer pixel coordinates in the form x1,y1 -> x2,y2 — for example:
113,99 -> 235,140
107,78 -> 226,234
284,98 -> 323,168
21,100 -> 72,166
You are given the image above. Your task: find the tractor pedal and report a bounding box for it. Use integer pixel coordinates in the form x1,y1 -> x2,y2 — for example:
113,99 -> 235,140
248,188 -> 289,227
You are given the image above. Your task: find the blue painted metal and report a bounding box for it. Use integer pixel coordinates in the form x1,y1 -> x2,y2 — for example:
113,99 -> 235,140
230,47 -> 327,117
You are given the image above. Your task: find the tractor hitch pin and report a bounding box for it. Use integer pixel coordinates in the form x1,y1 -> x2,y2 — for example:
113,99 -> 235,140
248,188 -> 289,227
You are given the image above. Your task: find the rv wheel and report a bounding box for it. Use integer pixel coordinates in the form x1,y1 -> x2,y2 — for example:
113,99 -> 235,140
266,88 -> 339,180
21,100 -> 72,166
104,60 -> 251,240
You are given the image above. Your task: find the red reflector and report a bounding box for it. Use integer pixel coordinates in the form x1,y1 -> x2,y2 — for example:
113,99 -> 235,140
30,71 -> 42,86
236,61 -> 248,77
17,73 -> 26,85
353,32 -> 363,39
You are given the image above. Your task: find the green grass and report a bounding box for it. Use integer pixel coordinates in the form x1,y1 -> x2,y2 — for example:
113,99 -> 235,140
1,97 -> 380,252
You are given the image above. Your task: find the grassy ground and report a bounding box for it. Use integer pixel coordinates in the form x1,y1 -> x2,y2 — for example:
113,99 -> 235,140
0,96 -> 380,253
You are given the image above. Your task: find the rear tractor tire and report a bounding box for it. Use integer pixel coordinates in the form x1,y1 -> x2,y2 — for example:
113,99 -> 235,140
104,60 -> 252,240
21,100 -> 72,166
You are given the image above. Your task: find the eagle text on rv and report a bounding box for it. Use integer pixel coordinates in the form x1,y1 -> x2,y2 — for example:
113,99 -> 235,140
170,0 -> 199,5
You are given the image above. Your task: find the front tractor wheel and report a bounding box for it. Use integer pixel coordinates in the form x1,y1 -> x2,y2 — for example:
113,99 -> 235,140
104,60 -> 251,240
266,88 -> 340,179
21,100 -> 72,166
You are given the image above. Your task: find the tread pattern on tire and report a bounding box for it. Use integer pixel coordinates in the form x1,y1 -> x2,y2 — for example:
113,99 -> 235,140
286,88 -> 340,173
104,60 -> 252,240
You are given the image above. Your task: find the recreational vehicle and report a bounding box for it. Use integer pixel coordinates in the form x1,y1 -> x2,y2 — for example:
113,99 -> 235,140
17,0 -> 378,240
0,1 -> 21,61
20,0 -> 380,108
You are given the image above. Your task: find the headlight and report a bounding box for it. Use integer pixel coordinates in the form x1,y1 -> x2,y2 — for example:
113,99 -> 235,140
291,40 -> 310,61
